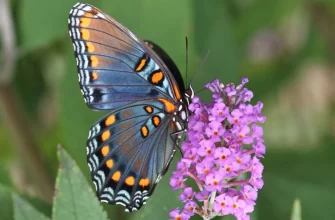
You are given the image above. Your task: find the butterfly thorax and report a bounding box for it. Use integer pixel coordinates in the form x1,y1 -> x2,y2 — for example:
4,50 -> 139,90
173,85 -> 194,133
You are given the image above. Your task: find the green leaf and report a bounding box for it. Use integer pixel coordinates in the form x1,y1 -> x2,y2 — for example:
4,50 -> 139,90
291,199 -> 302,220
13,194 -> 50,220
0,184 -> 13,220
52,145 -> 108,220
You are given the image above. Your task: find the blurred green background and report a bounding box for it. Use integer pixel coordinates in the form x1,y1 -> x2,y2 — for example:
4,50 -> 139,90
0,0 -> 334,219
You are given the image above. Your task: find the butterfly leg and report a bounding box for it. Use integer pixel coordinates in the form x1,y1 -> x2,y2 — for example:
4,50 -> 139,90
170,129 -> 187,157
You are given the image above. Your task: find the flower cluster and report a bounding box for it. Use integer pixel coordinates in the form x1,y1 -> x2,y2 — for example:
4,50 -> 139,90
169,78 -> 266,220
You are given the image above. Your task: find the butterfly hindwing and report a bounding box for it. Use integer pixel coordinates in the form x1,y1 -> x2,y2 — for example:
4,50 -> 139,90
68,3 -> 182,110
86,100 -> 178,211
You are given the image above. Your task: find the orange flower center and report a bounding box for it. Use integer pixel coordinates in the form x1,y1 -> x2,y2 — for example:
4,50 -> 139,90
220,202 -> 226,207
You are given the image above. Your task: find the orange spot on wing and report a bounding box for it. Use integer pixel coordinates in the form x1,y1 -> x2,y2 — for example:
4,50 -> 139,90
112,171 -> 121,181
141,126 -> 149,137
91,72 -> 98,80
80,17 -> 91,27
106,159 -> 114,168
157,98 -> 176,113
101,130 -> 110,141
101,145 -> 109,156
90,56 -> 99,67
173,82 -> 181,100
81,29 -> 89,40
105,114 -> 116,126
86,42 -> 94,52
125,176 -> 135,186
152,116 -> 160,127
151,71 -> 164,84
136,58 -> 147,72
145,106 -> 153,113
139,178 -> 150,188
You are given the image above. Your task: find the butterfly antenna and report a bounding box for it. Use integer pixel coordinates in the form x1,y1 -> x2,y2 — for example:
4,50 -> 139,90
195,87 -> 207,94
185,36 -> 189,87
189,49 -> 210,85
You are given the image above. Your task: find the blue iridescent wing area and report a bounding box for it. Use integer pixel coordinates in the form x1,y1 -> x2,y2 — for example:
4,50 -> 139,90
86,100 -> 178,212
68,3 -> 183,110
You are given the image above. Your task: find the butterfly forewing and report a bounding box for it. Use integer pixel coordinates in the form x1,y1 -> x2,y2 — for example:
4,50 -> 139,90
68,3 -> 182,110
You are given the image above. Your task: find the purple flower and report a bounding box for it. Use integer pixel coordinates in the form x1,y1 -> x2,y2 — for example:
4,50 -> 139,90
197,140 -> 214,157
231,196 -> 247,217
183,200 -> 197,215
169,78 -> 266,220
170,175 -> 186,190
169,208 -> 190,220
205,121 -> 225,142
240,185 -> 258,202
228,109 -> 244,124
180,187 -> 195,202
195,190 -> 210,201
184,148 -> 199,162
196,159 -> 215,180
205,172 -> 223,192
214,147 -> 231,166
213,194 -> 232,215
210,102 -> 228,122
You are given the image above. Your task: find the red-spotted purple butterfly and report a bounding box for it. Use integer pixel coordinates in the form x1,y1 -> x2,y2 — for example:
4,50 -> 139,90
68,2 -> 194,212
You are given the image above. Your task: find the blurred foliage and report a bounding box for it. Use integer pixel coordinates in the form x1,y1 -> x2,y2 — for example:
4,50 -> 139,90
0,0 -> 335,219
53,146 -> 108,220
13,194 -> 50,220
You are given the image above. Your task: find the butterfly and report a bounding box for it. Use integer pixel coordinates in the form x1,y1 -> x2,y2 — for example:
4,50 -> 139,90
68,2 -> 194,212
